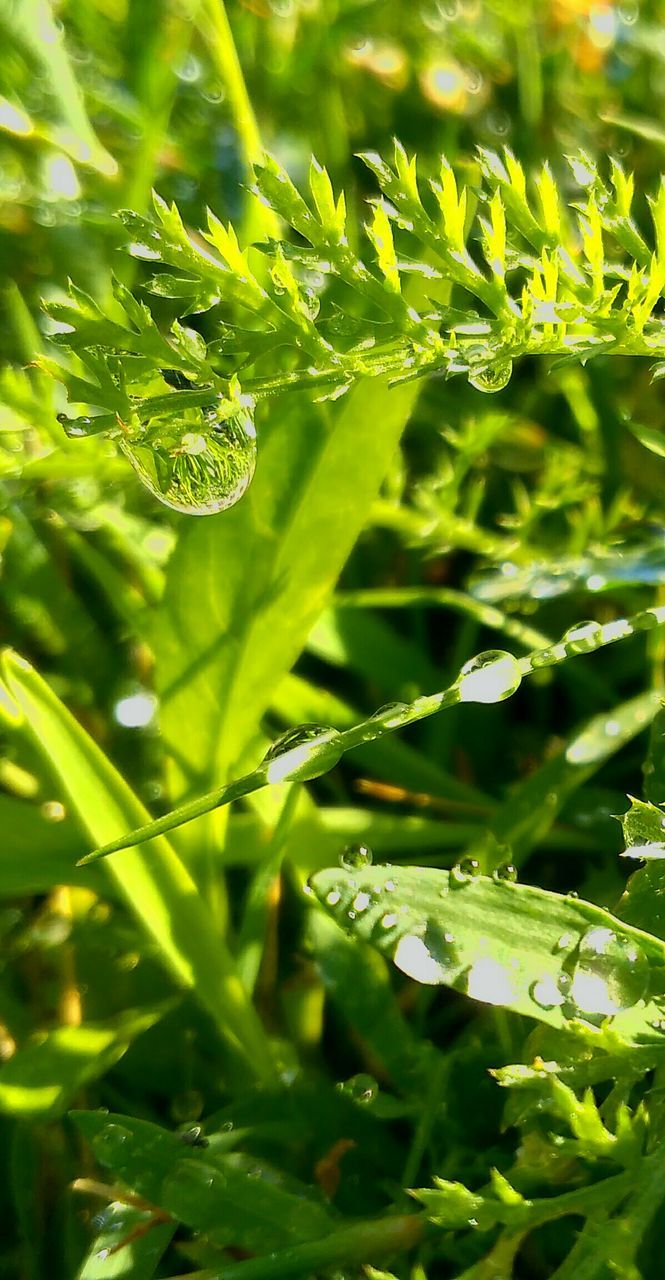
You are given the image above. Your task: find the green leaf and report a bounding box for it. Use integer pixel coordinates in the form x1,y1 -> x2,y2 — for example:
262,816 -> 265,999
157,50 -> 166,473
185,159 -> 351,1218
77,1203 -> 175,1280
72,1111 -> 334,1252
309,864 -> 665,1042
153,376 -> 421,807
0,1006 -> 168,1120
0,651 -> 275,1083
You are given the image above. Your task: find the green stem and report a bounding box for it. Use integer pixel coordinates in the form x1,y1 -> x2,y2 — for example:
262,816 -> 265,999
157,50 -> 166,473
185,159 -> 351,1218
79,601 -> 665,863
195,0 -> 279,240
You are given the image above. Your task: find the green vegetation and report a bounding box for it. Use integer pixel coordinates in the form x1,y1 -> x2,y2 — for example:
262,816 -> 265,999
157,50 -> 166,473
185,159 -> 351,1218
6,2 -> 665,1277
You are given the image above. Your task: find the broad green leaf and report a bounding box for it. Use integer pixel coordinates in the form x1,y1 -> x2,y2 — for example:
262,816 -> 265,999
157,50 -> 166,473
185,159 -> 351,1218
0,651 -> 275,1083
153,378 -> 421,812
310,865 -> 665,1043
0,1006 -> 168,1120
72,1111 -> 334,1252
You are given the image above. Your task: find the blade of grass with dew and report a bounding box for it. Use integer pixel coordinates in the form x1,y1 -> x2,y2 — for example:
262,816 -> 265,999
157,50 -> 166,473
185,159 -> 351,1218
81,604 -> 665,861
0,651 -> 276,1083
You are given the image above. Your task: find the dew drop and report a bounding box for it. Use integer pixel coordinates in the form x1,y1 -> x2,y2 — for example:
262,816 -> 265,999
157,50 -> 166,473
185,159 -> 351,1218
92,1123 -> 133,1169
563,620 -> 603,655
339,1073 -> 378,1104
492,862 -> 517,884
371,701 -> 409,726
468,360 -> 513,394
340,843 -> 373,871
458,650 -> 522,704
393,921 -> 457,984
450,856 -> 480,887
120,403 -> 256,516
560,926 -> 649,1017
263,723 -> 342,782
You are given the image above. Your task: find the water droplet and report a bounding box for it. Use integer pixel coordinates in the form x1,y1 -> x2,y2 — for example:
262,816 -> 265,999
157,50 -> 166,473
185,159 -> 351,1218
458,651 -> 522,704
92,1123 -> 133,1169
177,1124 -> 209,1148
263,723 -> 342,782
393,921 -> 457,984
451,856 -> 480,886
120,403 -> 256,516
468,360 -> 513,394
492,862 -> 517,884
339,1073 -> 378,1104
371,701 -> 409,726
340,843 -> 373,871
563,620 -> 603,654
560,927 -> 649,1017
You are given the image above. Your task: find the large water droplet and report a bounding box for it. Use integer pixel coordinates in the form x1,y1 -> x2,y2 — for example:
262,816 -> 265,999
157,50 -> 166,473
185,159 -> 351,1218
563,620 -> 603,655
468,360 -> 513,394
92,1123 -> 133,1169
340,843 -> 373,871
458,651 -> 522,704
393,921 -> 457,984
120,403 -> 256,515
263,723 -> 342,782
560,926 -> 649,1017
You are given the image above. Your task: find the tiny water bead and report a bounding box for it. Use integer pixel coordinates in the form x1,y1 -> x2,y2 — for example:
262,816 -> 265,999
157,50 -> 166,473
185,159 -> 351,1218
340,843 -> 373,872
263,723 -> 342,782
370,701 -> 409,726
563,620 -> 603,655
457,651 -> 522,704
468,360 -> 513,394
558,926 -> 649,1017
450,856 -> 481,886
338,1073 -> 378,1104
119,402 -> 256,516
492,862 -> 518,884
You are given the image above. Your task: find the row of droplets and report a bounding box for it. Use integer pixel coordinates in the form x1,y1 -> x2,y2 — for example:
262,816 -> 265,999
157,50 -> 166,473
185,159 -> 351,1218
262,610 -> 659,785
322,851 -> 663,1027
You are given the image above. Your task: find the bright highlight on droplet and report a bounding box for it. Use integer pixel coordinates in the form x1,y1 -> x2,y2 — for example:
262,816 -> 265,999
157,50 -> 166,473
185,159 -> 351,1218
466,957 -> 517,1006
393,934 -> 447,984
113,692 -> 157,728
458,650 -> 522,704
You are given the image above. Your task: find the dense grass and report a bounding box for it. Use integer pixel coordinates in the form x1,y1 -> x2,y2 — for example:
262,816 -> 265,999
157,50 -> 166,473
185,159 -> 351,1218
4,2 -> 665,1278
